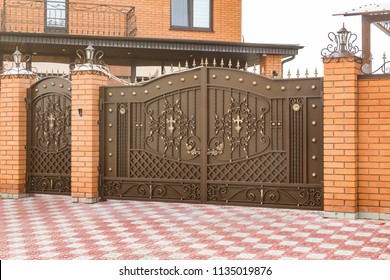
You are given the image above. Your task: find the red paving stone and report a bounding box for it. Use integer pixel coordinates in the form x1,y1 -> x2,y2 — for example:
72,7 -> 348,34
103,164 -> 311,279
1,195 -> 389,260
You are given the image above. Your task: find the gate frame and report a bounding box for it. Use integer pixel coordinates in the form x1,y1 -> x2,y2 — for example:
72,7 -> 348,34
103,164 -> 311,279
99,66 -> 324,210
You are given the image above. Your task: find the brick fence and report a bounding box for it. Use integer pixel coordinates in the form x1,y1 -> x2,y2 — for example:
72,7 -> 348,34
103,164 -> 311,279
323,57 -> 390,220
0,56 -> 390,220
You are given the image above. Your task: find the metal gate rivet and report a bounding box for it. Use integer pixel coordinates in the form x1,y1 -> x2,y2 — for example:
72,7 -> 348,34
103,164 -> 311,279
59,84 -> 64,88
312,138 -> 317,143
68,87 -> 71,91
194,75 -> 198,80
121,92 -> 125,96
119,108 -> 126,115
51,82 -> 55,86
312,155 -> 317,160
108,108 -> 113,113
181,78 -> 185,82
156,85 -> 160,89
239,78 -> 244,82
108,123 -> 113,127
266,85 -> 271,90
132,91 -> 137,96
292,103 -> 300,111
144,90 -> 149,94
212,74 -> 217,79
225,76 -> 230,80
296,85 -> 301,90
312,104 -> 317,109
281,86 -> 286,91
108,138 -> 113,142
108,153 -> 113,157
35,88 -> 39,92
168,81 -> 173,85
311,85 -> 317,90
43,85 -> 47,89
312,173 -> 317,178
252,81 -> 257,86
108,168 -> 112,172
108,92 -> 113,97
312,121 -> 317,126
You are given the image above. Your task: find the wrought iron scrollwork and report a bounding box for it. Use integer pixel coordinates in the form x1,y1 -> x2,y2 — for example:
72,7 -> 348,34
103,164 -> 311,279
321,24 -> 363,63
213,97 -> 268,156
34,95 -> 71,151
361,52 -> 390,74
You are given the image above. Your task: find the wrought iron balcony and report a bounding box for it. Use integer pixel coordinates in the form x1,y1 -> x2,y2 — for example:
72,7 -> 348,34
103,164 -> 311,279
0,0 -> 137,37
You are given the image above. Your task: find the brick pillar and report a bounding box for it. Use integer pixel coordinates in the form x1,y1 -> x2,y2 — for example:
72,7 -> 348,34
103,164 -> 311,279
323,57 -> 361,219
71,70 -> 108,203
259,54 -> 282,78
0,74 -> 36,198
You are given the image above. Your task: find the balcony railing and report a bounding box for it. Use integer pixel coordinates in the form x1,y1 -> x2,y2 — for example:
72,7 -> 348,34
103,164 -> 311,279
0,0 -> 137,37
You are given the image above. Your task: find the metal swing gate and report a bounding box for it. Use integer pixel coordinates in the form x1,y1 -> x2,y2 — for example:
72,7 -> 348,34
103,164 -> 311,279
100,67 -> 323,210
26,77 -> 72,195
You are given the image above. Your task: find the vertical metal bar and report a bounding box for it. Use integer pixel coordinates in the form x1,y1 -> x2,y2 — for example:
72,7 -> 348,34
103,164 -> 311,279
200,67 -> 208,203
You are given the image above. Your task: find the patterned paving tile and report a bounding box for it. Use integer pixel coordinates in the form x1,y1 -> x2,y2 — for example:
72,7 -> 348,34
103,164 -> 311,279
1,195 -> 390,260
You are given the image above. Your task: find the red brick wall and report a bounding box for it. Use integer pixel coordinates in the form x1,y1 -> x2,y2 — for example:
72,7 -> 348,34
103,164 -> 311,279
1,0 -> 242,42
71,70 -> 108,203
357,76 -> 390,214
0,75 -> 36,198
323,57 -> 390,219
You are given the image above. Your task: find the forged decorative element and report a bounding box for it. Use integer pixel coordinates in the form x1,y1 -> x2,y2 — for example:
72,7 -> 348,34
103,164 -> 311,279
321,24 -> 363,62
213,97 -> 268,157
29,176 -> 71,194
117,103 -> 129,177
31,148 -> 70,174
207,184 -> 322,209
186,136 -> 201,156
207,152 -> 287,183
129,151 -> 200,180
102,180 -> 201,201
71,43 -> 109,73
361,52 -> 390,74
290,98 -> 304,183
2,46 -> 37,76
147,99 -> 197,156
33,94 -> 71,151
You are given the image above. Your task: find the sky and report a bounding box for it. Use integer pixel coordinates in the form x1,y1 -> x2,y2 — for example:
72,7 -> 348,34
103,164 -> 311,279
242,0 -> 390,77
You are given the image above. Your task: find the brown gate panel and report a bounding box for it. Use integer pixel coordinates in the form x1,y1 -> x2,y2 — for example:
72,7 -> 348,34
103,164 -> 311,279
100,67 -> 323,210
27,77 -> 72,195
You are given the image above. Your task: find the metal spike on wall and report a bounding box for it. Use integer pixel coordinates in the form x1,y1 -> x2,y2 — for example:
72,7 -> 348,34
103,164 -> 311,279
213,58 -> 217,67
220,58 -> 224,68
200,58 -> 204,66
228,59 -> 232,68
205,58 -> 209,67
287,69 -> 291,79
244,62 -> 248,71
178,62 -> 181,71
236,60 -> 240,69
170,64 -> 174,73
296,69 -> 300,78
192,58 -> 197,68
305,68 -> 309,78
314,68 -> 318,77
185,60 -> 189,69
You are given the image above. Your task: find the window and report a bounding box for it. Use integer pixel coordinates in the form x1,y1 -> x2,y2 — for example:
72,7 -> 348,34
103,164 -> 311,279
171,0 -> 212,30
45,0 -> 68,33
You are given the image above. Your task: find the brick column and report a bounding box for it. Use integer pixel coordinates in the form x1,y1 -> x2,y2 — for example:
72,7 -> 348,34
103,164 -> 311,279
259,54 -> 282,78
323,57 -> 361,219
0,74 -> 36,198
71,70 -> 108,203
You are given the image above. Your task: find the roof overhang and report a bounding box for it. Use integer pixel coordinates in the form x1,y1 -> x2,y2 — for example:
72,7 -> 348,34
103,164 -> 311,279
0,32 -> 303,66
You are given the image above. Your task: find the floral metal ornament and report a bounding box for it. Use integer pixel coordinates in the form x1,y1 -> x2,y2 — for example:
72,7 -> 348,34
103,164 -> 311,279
2,46 -> 37,76
321,24 -> 363,62
361,52 -> 390,74
70,42 -> 109,73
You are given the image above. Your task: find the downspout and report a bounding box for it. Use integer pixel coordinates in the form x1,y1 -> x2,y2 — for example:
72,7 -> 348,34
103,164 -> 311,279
281,55 -> 296,78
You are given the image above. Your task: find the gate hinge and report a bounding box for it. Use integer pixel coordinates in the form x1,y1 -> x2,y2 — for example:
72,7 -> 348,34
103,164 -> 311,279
99,98 -> 104,111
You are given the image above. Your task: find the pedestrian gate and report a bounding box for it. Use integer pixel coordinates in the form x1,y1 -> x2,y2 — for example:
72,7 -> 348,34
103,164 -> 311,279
26,77 -> 72,195
100,67 -> 323,210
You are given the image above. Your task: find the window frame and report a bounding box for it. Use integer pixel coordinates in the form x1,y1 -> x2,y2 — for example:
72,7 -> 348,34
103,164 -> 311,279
170,0 -> 213,32
44,0 -> 69,34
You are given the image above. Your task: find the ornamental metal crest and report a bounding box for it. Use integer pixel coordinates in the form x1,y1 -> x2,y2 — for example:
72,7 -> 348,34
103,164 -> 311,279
34,95 -> 71,151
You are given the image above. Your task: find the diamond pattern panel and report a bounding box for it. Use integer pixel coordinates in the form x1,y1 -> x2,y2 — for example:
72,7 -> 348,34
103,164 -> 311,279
30,148 -> 71,174
207,152 -> 287,183
130,151 -> 201,180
